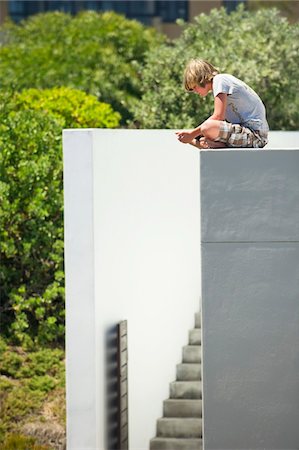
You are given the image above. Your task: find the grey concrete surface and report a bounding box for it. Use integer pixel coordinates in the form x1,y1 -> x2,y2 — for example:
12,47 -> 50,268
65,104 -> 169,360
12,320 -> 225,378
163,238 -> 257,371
200,150 -> 299,450
163,399 -> 202,417
150,437 -> 203,450
201,150 -> 299,243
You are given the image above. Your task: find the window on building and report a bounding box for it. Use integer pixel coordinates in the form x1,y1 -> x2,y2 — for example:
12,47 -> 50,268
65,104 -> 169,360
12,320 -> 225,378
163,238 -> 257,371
8,0 -> 189,25
156,1 -> 188,22
98,1 -> 156,25
223,0 -> 247,13
8,1 -> 28,22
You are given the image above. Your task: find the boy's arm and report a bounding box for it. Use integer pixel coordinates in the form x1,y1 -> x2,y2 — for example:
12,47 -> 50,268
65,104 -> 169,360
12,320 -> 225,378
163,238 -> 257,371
176,93 -> 227,143
209,93 -> 227,121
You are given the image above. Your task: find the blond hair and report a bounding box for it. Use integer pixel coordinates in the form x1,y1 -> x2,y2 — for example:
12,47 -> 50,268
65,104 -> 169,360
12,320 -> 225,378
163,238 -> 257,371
184,59 -> 219,91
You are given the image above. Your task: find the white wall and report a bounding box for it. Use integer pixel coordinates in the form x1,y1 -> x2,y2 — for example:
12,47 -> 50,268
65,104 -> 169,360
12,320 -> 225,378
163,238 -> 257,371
63,129 -> 201,450
200,149 -> 299,450
266,131 -> 299,149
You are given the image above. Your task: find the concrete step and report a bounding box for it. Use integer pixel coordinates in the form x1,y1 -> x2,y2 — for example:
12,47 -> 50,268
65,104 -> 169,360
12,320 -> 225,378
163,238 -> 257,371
195,312 -> 201,329
150,437 -> 202,450
163,399 -> 202,418
157,418 -> 202,438
170,381 -> 202,399
176,363 -> 201,381
182,345 -> 201,363
189,328 -> 201,345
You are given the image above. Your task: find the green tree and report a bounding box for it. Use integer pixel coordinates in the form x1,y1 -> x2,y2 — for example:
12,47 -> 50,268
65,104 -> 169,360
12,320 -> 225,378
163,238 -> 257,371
132,6 -> 299,130
0,11 -> 164,124
0,88 -> 120,347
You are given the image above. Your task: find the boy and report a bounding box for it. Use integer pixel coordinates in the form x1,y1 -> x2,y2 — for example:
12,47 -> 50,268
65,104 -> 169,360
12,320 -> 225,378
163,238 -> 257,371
176,59 -> 269,149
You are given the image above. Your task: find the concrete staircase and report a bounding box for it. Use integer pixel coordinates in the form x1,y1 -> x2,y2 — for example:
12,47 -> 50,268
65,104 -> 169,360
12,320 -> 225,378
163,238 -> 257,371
150,312 -> 203,450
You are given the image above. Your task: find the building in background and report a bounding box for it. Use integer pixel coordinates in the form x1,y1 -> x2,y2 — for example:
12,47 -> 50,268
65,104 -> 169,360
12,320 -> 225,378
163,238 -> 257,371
0,1 -> 298,38
0,0 -> 246,38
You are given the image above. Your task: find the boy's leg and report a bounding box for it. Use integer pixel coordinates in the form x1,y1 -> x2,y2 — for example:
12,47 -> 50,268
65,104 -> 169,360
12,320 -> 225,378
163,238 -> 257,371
200,119 -> 224,141
202,120 -> 268,148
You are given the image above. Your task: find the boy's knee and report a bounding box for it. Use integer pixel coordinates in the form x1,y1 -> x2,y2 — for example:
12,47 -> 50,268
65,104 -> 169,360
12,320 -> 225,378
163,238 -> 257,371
200,121 -> 209,135
201,119 -> 221,140
200,122 -> 212,140
201,119 -> 216,134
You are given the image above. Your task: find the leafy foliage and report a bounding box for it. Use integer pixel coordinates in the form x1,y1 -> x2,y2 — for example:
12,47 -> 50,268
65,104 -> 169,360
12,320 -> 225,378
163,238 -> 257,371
1,434 -> 49,450
132,6 -> 299,130
0,11 -> 164,123
0,88 -> 119,346
15,87 -> 121,129
0,343 -> 65,447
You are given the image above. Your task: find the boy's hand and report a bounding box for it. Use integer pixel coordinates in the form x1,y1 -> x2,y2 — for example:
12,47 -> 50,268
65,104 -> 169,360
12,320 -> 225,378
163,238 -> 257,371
175,130 -> 194,144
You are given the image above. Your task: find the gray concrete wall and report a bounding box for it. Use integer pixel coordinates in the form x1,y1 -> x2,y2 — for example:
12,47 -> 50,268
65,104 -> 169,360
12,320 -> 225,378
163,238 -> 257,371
200,150 -> 299,450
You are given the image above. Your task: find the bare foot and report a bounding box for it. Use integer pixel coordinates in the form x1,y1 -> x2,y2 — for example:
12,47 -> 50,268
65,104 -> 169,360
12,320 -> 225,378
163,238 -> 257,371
189,137 -> 210,149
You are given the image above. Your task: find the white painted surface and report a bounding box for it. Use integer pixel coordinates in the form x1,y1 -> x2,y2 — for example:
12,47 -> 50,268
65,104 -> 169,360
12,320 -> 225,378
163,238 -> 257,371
200,149 -> 299,450
63,129 -> 201,450
266,131 -> 299,149
64,131 -> 97,449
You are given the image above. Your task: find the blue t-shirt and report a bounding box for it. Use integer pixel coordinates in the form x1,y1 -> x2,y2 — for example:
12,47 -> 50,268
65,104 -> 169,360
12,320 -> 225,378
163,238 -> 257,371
213,74 -> 269,133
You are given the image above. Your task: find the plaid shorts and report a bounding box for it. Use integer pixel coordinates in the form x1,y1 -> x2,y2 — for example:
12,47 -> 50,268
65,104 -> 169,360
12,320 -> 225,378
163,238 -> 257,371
215,122 -> 268,148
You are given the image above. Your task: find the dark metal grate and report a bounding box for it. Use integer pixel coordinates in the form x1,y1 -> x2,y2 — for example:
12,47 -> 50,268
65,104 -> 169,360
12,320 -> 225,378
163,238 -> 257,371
117,320 -> 128,450
106,320 -> 128,450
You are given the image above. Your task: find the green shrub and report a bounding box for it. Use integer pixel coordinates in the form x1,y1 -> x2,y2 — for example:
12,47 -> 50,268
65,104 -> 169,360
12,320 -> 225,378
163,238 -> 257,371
0,337 -> 8,355
14,87 -> 120,129
0,352 -> 23,378
0,347 -> 64,380
1,434 -> 50,450
0,11 -> 164,123
132,6 -> 299,130
0,88 -> 119,346
1,386 -> 45,424
0,347 -> 65,444
0,347 -> 65,384
0,105 -> 64,347
19,349 -> 64,379
25,375 -> 57,393
0,377 -> 15,394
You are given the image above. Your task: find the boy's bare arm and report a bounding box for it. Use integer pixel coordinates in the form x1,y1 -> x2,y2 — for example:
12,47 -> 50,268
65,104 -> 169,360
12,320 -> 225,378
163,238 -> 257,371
176,93 -> 227,143
209,93 -> 227,121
